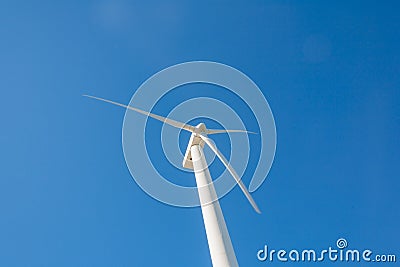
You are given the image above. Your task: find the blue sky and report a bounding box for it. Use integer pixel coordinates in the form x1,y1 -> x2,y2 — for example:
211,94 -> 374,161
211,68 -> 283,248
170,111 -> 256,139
1,1 -> 399,266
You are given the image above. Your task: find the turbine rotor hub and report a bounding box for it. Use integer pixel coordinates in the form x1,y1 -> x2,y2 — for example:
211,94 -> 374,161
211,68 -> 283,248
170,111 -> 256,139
195,122 -> 207,134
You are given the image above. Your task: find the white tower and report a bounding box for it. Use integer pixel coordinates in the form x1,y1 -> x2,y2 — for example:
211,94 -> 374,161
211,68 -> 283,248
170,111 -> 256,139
84,96 -> 261,267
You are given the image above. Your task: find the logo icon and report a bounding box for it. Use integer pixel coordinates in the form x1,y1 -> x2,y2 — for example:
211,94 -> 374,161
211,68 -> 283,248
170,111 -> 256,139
89,61 -> 276,207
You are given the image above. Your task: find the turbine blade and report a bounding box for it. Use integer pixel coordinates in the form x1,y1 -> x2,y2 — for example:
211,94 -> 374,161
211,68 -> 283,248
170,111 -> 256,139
83,95 -> 195,133
207,129 -> 258,135
199,134 -> 261,214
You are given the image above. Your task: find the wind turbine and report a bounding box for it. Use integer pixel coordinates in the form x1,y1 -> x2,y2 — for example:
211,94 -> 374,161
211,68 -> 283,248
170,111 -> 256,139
84,95 -> 261,267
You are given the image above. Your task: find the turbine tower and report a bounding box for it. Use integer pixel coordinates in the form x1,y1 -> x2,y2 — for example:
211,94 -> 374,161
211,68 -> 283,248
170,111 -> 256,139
85,95 -> 261,267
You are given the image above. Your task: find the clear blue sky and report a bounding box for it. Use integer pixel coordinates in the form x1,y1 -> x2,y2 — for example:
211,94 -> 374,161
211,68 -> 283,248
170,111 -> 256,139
1,1 -> 399,266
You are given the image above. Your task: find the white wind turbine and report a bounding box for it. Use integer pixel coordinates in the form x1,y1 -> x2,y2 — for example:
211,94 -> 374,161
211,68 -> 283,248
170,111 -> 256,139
84,95 -> 261,267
